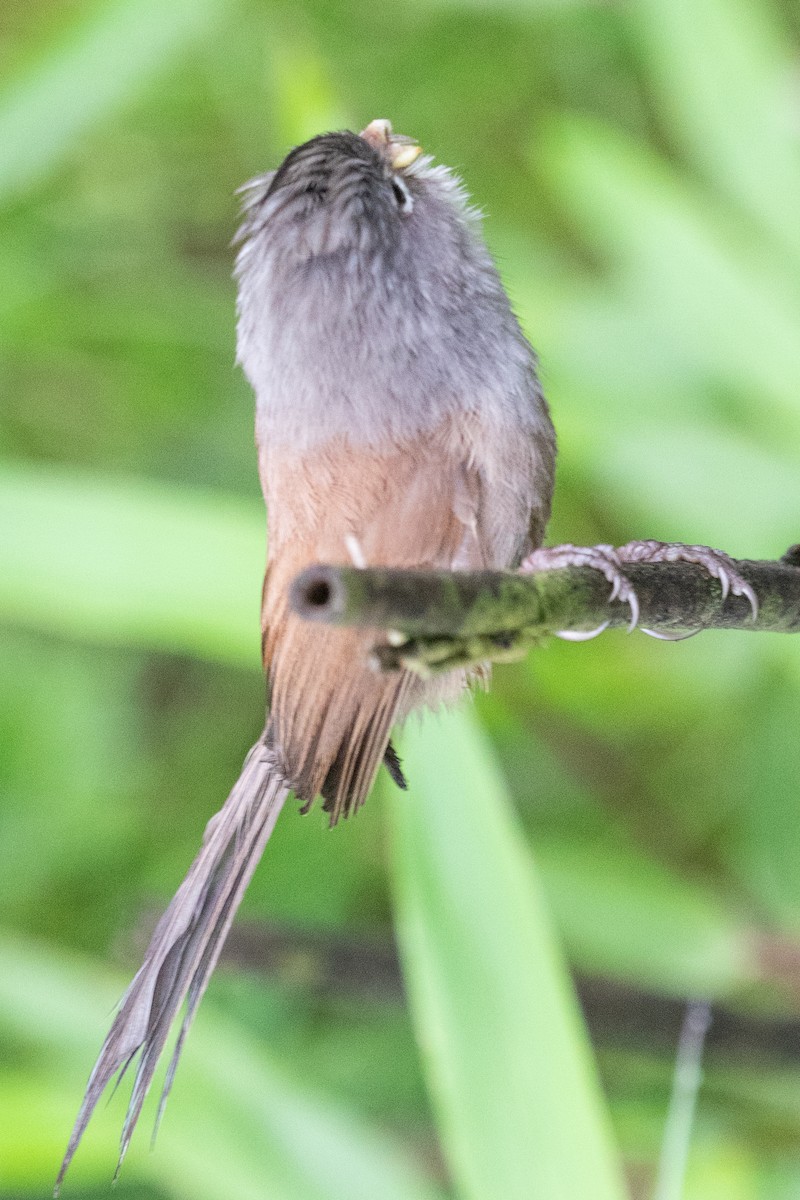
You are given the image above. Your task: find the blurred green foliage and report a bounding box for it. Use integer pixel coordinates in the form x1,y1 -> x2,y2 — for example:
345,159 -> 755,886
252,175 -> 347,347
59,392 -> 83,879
2,0 -> 800,1196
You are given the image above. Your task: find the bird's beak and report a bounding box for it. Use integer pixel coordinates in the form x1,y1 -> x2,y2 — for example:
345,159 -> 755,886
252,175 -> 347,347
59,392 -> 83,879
390,141 -> 422,170
360,119 -> 422,170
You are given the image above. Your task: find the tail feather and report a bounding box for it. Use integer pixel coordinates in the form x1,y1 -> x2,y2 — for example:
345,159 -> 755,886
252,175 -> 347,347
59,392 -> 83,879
320,670 -> 412,823
56,741 -> 289,1194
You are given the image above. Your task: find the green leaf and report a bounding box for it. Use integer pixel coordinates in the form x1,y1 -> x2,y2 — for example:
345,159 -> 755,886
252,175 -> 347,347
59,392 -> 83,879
390,707 -> 627,1200
536,834 -> 757,999
0,462 -> 263,666
585,420 -> 800,554
405,0 -> 595,12
539,118 -> 800,426
725,683 -> 800,932
0,0 -> 230,204
630,0 -> 800,261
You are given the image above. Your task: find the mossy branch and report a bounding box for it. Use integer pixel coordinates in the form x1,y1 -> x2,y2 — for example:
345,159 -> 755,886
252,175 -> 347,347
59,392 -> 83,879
289,546 -> 800,676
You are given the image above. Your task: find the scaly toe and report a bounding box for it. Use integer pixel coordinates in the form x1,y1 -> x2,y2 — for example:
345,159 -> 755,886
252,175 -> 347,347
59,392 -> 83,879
520,543 -> 640,632
616,540 -> 759,623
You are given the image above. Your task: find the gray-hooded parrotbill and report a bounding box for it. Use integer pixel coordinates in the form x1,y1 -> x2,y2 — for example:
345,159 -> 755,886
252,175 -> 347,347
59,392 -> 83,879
56,119 -> 556,1189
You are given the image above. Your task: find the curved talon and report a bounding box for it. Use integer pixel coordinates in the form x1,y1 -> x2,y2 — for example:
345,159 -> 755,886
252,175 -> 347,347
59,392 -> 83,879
641,627 -> 701,641
524,539 -> 760,637
616,539 -> 760,624
740,583 -> 759,622
521,544 -> 640,633
556,621 -> 610,642
625,591 -> 640,633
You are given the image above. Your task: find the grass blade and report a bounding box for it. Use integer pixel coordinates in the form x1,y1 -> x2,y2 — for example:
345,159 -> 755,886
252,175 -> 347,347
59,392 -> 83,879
0,462 -> 263,666
0,0 -> 229,203
390,707 -> 628,1200
631,0 -> 800,260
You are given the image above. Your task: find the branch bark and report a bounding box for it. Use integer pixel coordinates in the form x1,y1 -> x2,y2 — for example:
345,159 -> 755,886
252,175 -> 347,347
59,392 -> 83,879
289,546 -> 800,675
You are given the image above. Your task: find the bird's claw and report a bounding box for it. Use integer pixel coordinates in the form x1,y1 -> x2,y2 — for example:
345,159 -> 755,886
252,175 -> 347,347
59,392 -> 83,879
640,627 -> 700,641
520,539 -> 758,641
615,540 -> 759,622
555,621 -> 611,642
520,543 -> 639,633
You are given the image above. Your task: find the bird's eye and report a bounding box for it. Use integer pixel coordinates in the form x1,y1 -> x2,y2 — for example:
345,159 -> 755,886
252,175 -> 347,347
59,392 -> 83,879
391,177 -> 412,212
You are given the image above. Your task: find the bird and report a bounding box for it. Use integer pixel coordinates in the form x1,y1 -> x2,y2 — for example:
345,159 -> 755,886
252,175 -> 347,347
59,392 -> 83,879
56,117 -> 760,1190
56,118 -> 557,1190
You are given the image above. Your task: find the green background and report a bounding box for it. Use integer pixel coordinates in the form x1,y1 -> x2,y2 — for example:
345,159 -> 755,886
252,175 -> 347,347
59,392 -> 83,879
2,0 -> 800,1196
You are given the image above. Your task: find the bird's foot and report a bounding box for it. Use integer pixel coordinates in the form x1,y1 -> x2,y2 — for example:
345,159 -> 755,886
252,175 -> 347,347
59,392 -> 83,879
519,543 -> 638,638
519,540 -> 758,641
614,540 -> 758,620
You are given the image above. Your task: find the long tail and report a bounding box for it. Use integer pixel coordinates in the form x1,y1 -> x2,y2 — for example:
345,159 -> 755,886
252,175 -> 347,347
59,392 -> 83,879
56,740 -> 290,1194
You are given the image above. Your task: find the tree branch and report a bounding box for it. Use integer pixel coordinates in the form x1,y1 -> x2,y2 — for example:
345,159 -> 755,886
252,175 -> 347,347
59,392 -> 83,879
289,546 -> 800,676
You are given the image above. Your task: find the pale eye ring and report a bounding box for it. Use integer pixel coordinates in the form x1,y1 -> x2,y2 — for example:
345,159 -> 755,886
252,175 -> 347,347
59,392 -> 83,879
390,176 -> 413,213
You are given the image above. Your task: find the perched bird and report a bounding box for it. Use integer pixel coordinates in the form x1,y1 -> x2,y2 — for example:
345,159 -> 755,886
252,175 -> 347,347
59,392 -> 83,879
56,119 -> 556,1188
56,119 -> 757,1190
